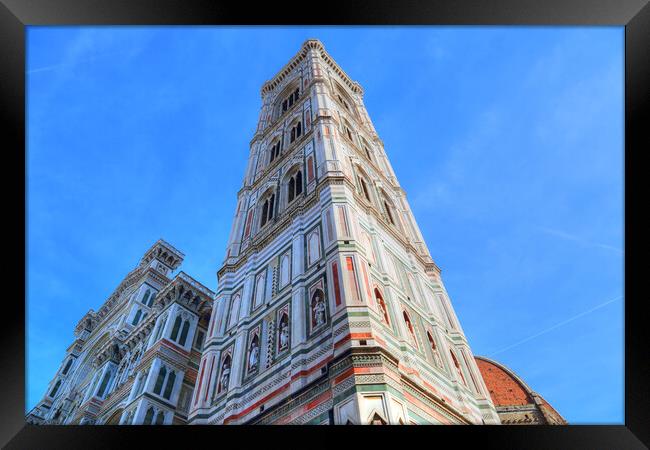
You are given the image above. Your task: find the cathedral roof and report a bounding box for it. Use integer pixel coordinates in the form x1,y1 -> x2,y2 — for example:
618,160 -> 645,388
475,356 -> 567,424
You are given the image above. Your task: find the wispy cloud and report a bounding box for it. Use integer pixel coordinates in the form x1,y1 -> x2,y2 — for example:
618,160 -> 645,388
488,295 -> 623,358
537,226 -> 623,254
27,49 -> 131,74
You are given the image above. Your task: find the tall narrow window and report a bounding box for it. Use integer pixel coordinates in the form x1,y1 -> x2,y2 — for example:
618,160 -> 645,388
142,289 -> 151,306
384,201 -> 395,225
148,292 -> 156,307
375,289 -> 390,325
403,311 -> 418,348
97,369 -> 112,398
62,359 -> 73,375
154,314 -> 167,342
49,380 -> 61,398
163,370 -> 176,400
132,309 -> 143,326
450,350 -> 467,386
143,407 -> 154,425
290,122 -> 302,143
287,170 -> 302,205
194,330 -> 205,350
288,177 -> 295,203
261,200 -> 269,227
155,411 -> 165,425
153,366 -> 167,395
179,320 -> 190,346
170,316 -> 182,341
360,178 -> 370,201
268,194 -> 275,220
295,171 -> 303,195
427,332 -> 443,368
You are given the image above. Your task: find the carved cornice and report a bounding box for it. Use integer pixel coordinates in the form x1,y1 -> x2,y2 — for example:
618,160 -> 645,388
154,272 -> 215,316
261,39 -> 362,97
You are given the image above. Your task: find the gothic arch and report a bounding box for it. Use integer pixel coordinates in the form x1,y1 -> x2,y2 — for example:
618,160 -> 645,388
105,408 -> 123,425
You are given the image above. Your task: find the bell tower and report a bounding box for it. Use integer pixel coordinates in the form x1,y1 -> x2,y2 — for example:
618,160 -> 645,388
189,39 -> 500,425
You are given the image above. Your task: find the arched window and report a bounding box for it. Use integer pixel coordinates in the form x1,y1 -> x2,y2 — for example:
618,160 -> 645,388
153,366 -> 167,395
374,289 -> 390,325
288,177 -> 295,203
135,369 -> 148,397
259,192 -> 275,228
143,407 -> 154,425
344,122 -> 354,142
450,350 -> 467,386
142,289 -> 151,306
163,370 -> 176,400
153,314 -> 168,343
132,309 -> 143,326
178,320 -> 190,346
427,332 -> 443,368
280,86 -> 300,116
295,171 -> 303,195
287,170 -> 303,205
290,121 -> 302,143
402,311 -> 418,348
361,178 -> 370,201
96,369 -> 113,398
62,359 -> 73,375
269,140 -> 281,164
383,201 -> 395,225
148,292 -> 156,307
155,411 -> 165,425
170,316 -> 182,341
49,380 -> 61,398
260,200 -> 268,227
361,138 -> 373,162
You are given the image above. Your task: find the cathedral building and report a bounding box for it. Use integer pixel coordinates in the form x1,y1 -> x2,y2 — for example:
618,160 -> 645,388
29,39 -> 564,426
27,240 -> 214,425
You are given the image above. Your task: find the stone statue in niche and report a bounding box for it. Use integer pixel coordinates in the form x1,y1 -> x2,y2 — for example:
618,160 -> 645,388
219,358 -> 231,393
377,299 -> 389,324
278,316 -> 289,350
248,338 -> 259,372
312,290 -> 326,328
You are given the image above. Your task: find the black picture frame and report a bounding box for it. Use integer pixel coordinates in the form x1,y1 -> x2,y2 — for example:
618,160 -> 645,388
2,0 -> 647,448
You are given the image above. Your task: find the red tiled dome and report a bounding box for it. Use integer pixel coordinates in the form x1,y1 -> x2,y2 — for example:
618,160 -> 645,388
475,357 -> 532,407
474,356 -> 567,425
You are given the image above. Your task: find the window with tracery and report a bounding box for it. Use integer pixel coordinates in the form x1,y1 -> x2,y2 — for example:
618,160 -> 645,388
259,191 -> 276,228
290,121 -> 302,143
286,170 -> 303,204
268,140 -> 281,164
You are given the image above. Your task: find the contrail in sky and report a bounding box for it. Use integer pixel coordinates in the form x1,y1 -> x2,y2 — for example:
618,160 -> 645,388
487,295 -> 623,358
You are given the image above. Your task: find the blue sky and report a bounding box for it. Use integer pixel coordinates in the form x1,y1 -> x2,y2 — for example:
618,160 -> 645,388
26,26 -> 624,423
